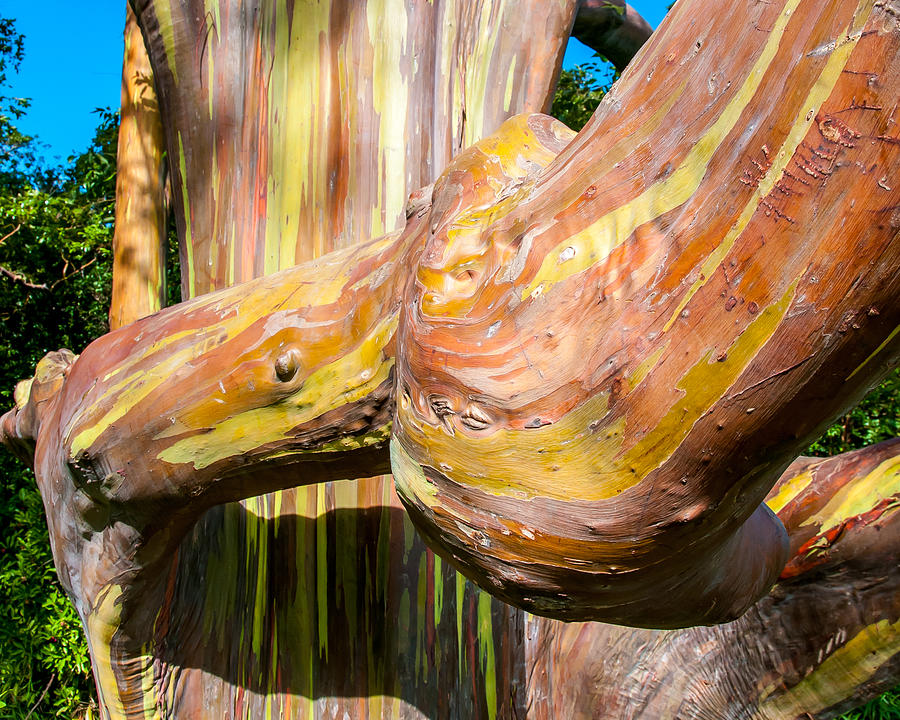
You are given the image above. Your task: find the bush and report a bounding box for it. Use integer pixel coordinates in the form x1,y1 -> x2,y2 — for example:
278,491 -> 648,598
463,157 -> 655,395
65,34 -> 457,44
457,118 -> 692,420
0,108 -> 116,716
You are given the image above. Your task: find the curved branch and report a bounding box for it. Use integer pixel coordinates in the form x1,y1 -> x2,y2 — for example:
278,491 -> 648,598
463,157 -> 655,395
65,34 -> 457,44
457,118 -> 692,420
2,2 -> 899,714
391,0 -> 900,627
526,439 -> 900,718
5,0 -> 900,636
572,0 -> 654,72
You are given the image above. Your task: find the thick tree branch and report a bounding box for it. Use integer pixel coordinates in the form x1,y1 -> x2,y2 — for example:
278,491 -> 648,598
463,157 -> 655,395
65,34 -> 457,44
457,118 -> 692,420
572,0 -> 655,72
526,439 -> 900,719
391,0 -> 900,627
2,0 -> 899,716
5,0 -> 900,634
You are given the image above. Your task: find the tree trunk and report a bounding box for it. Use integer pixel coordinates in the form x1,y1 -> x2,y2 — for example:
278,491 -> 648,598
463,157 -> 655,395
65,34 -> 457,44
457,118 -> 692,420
103,0 -> 578,717
1,0 -> 898,718
108,4 -> 167,330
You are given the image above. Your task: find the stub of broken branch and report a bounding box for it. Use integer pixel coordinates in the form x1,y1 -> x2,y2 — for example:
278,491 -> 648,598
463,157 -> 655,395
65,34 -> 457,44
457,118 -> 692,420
1,349 -> 77,468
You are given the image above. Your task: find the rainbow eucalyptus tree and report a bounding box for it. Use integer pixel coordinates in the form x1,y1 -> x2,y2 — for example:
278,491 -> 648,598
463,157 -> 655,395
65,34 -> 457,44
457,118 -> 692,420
2,0 -> 899,718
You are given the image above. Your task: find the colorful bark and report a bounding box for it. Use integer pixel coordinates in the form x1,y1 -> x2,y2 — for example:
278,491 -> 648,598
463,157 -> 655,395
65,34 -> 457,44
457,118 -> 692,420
72,0 -> 581,716
1,0 -> 899,718
5,346 -> 899,718
132,0 -> 575,297
524,439 -> 900,719
392,0 -> 900,627
109,5 -> 168,330
0,110 -> 571,719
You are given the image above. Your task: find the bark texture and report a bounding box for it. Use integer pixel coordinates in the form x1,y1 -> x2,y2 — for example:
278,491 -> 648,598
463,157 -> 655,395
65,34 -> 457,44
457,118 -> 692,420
393,0 -> 900,627
133,0 -> 576,297
108,5 -> 167,330
63,0 -> 580,716
1,0 -> 899,718
525,440 -> 900,719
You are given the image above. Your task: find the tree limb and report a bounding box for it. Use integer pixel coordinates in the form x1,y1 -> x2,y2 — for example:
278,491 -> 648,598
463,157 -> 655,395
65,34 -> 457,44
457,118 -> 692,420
390,0 -> 900,628
572,0 -> 654,72
526,439 -> 900,719
0,263 -> 48,290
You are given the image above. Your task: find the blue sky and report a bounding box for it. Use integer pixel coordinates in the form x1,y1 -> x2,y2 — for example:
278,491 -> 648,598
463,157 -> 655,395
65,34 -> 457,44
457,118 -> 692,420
4,1 -> 670,165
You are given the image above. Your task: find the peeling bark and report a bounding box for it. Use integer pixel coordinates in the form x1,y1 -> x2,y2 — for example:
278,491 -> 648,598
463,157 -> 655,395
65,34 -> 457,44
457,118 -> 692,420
2,0 -> 899,718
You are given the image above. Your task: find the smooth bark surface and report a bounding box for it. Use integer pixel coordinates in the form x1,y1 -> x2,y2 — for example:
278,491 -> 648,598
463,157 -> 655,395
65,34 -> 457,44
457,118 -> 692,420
526,440 -> 900,719
108,5 -> 167,330
1,0 -> 898,718
133,0 -> 576,297
393,0 -> 900,627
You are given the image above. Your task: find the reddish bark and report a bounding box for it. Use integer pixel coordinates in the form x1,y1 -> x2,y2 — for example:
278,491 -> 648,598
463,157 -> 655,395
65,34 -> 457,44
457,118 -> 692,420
1,0 -> 898,718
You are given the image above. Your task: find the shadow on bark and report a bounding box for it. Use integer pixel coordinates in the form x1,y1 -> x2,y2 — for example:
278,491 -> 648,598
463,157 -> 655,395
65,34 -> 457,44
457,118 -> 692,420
148,500 -> 526,718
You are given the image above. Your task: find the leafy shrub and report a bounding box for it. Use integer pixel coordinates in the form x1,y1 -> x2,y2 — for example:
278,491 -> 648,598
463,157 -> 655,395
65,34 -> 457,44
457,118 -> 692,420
0,106 -> 116,716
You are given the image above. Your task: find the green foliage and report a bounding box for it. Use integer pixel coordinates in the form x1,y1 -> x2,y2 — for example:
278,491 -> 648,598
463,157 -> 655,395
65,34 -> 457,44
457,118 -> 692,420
550,63 -> 615,131
0,455 -> 94,719
840,688 -> 900,720
807,368 -> 899,457
825,378 -> 900,719
0,17 -> 114,717
0,19 -> 48,191
0,123 -> 116,714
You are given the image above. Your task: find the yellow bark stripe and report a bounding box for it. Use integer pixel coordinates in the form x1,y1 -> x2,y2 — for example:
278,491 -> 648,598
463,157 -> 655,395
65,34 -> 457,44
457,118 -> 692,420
156,315 -> 397,470
177,132 -> 195,294
391,435 -> 440,509
662,8 -> 869,331
151,0 -> 179,85
397,282 -> 796,502
765,469 -> 814,515
847,322 -> 900,380
367,0 -> 409,239
66,325 -> 231,460
86,584 -> 125,720
520,0 -> 855,301
461,0 -> 506,149
475,114 -> 572,180
758,617 -> 900,719
264,0 -> 332,269
801,455 -> 900,534
65,240 -> 395,458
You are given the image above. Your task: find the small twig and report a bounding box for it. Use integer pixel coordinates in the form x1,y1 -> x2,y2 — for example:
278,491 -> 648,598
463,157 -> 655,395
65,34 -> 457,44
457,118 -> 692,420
49,257 -> 98,290
23,672 -> 55,720
0,223 -> 21,246
0,264 -> 49,290
0,255 -> 98,292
